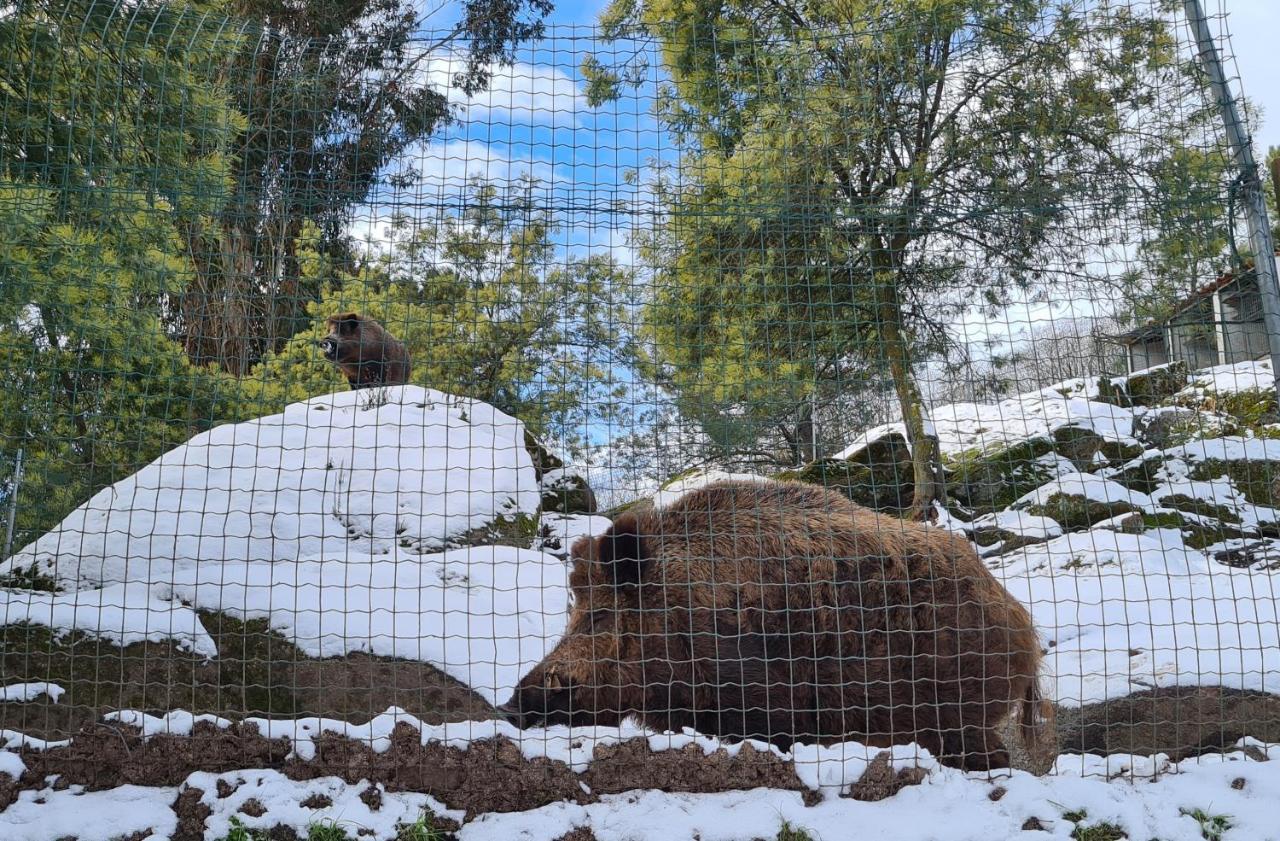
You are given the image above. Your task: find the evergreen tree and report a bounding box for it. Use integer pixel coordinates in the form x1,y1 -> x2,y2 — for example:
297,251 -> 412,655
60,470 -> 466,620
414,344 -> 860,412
0,0 -> 244,548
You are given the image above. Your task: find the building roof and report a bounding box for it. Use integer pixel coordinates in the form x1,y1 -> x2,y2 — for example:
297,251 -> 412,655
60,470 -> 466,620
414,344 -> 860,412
1110,256 -> 1275,345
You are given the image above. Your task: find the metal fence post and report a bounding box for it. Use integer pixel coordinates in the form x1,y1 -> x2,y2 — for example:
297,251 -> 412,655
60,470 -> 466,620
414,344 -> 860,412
1184,0 -> 1280,400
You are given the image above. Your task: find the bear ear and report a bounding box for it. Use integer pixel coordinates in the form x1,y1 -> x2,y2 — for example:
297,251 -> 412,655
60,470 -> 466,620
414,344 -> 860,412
595,512 -> 649,587
330,312 -> 361,335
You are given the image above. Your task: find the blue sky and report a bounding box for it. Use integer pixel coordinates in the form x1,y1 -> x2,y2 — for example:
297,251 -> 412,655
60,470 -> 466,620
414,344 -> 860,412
1221,0 -> 1280,156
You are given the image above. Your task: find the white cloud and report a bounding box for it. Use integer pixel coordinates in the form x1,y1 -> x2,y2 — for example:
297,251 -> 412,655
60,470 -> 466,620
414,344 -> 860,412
417,55 -> 587,123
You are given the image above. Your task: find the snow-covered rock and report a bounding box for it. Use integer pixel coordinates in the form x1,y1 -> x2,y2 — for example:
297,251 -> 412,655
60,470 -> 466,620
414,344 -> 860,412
652,470 -> 770,509
1,386 -> 542,588
534,513 -> 613,559
0,583 -> 217,656
836,391 -> 1138,460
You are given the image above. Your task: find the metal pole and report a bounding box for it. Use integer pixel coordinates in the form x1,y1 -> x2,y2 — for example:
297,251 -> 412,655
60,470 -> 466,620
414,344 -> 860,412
3,447 -> 24,561
1184,0 -> 1280,400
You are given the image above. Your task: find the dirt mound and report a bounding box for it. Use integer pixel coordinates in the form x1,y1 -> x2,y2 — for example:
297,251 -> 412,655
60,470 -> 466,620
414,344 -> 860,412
1055,686 -> 1280,759
0,614 -> 494,741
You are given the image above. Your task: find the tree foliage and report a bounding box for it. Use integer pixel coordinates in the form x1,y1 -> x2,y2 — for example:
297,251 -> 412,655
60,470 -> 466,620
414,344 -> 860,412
592,0 -> 1204,517
248,183 -> 640,456
0,0 -> 244,547
176,0 -> 554,374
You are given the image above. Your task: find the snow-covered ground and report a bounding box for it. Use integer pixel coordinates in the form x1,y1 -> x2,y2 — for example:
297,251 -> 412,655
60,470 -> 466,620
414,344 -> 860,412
0,683 -> 63,704
1,708 -> 1277,840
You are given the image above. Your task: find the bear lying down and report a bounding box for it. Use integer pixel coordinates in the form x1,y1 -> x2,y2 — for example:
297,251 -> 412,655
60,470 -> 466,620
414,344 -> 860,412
501,479 -> 1050,771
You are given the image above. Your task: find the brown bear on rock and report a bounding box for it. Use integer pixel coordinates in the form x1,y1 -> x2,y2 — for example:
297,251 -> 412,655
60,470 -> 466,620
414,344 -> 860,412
501,479 -> 1050,771
321,312 -> 411,389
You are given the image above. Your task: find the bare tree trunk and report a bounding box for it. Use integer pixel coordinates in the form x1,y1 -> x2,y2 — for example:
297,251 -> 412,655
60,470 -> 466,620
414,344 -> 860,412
874,266 -> 945,521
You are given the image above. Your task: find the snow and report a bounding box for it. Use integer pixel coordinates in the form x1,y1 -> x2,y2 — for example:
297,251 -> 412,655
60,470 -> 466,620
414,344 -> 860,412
1011,473 -> 1156,511
2,708 -> 1279,839
652,471 -> 770,508
0,750 -> 24,779
1178,358 -> 1274,398
994,531 -> 1280,705
104,709 -> 234,736
159,546 -> 569,706
0,756 -> 1275,841
0,683 -> 64,704
836,391 -> 1137,460
192,769 -> 462,841
0,582 -> 216,657
1161,435 -> 1280,463
0,784 -> 179,841
1,386 -> 541,588
968,511 -> 1064,540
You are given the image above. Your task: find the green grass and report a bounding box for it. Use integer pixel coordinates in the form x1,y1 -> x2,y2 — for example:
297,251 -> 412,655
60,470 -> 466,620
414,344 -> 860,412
1180,807 -> 1233,841
217,817 -> 267,841
306,819 -> 353,841
396,813 -> 449,841
1060,807 -> 1127,841
214,816 -> 359,841
776,820 -> 817,841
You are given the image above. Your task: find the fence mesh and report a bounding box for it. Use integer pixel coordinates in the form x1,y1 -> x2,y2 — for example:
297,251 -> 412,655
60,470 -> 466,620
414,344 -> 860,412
1,0 -> 1279,824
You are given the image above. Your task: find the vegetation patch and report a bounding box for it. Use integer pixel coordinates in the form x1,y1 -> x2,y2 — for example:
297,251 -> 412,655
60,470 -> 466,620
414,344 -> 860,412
1159,494 -> 1243,525
1189,458 -> 1280,508
1180,808 -> 1233,841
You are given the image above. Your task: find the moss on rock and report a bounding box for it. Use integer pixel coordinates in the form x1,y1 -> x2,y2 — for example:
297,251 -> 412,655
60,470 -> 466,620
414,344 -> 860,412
540,472 -> 598,515
1025,493 -> 1135,531
1051,425 -> 1105,470
1125,361 -> 1188,406
945,438 -> 1057,516
1189,458 -> 1280,509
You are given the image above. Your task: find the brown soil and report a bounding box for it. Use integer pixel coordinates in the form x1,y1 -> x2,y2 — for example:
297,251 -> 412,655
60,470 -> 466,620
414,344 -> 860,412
842,752 -> 929,802
0,613 -> 493,741
7,685 -> 1278,837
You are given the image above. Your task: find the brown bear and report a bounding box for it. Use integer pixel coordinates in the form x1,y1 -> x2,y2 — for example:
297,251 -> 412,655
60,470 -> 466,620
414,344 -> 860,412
320,312 -> 411,389
500,479 -> 1050,771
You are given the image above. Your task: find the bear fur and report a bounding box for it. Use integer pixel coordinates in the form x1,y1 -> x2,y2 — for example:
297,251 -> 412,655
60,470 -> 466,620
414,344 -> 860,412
321,312 -> 411,389
501,479 -> 1049,771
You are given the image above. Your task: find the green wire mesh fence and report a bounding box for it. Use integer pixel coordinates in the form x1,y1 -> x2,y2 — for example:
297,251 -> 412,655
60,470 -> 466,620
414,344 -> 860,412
0,0 -> 1278,820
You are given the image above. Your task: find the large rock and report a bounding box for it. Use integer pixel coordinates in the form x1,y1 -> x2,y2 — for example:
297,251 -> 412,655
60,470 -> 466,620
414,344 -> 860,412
779,432 -> 914,513
539,467 -> 598,514
944,437 -> 1059,516
1,386 -> 543,588
1124,361 -> 1188,406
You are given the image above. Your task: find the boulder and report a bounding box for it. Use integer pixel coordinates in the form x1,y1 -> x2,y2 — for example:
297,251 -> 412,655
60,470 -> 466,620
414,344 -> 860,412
778,440 -> 912,515
539,468 -> 598,515
944,437 -> 1058,516
1124,361 -> 1188,406
1024,492 -> 1136,531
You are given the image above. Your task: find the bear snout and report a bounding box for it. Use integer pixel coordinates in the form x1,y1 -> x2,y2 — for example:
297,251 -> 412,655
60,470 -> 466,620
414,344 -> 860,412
500,684 -> 576,729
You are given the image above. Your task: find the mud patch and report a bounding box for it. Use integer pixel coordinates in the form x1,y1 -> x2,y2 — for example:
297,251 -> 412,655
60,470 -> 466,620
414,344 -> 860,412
285,723 -> 582,818
171,786 -> 211,841
17,720 -> 291,792
843,752 -> 929,802
582,739 -> 816,804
